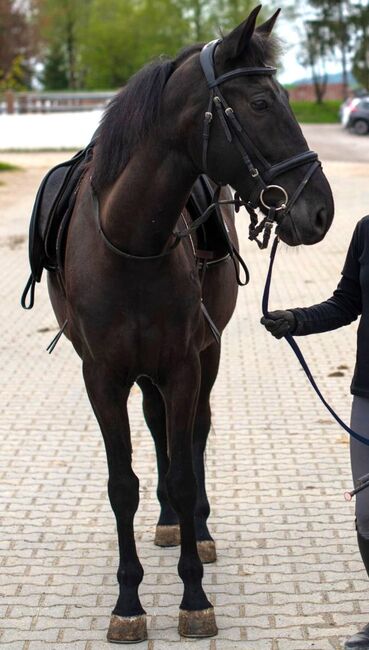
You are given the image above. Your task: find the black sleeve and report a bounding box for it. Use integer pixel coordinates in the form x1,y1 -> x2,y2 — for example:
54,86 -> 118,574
289,224 -> 362,336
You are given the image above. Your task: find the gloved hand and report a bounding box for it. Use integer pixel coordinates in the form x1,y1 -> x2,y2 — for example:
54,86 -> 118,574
260,310 -> 296,339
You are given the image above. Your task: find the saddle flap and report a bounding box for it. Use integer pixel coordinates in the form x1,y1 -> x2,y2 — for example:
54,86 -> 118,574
186,175 -> 233,257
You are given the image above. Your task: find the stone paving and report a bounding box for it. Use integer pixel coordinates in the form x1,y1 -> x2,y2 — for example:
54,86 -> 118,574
1,145 -> 369,650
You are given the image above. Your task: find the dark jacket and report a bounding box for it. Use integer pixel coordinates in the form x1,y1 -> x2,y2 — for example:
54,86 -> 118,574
290,215 -> 369,398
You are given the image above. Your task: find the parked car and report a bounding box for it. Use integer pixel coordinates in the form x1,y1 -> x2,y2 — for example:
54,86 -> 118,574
340,95 -> 369,135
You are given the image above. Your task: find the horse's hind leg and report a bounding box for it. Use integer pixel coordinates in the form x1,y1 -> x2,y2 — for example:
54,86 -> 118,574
193,342 -> 221,564
160,355 -> 217,638
137,377 -> 180,547
139,341 -> 219,563
83,363 -> 147,644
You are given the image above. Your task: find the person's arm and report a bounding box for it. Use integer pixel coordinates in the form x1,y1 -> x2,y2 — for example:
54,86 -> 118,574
261,221 -> 363,338
290,274 -> 362,335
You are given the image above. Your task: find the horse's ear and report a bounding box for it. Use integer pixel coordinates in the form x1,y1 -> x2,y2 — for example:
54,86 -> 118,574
256,9 -> 281,36
219,5 -> 262,61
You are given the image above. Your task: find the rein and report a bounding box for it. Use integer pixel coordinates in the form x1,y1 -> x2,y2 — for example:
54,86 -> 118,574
263,236 -> 369,448
91,185 -> 250,287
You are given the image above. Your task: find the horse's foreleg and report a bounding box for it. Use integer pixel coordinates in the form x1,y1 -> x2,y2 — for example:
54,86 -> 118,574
193,342 -> 221,564
83,363 -> 147,644
137,377 -> 180,547
160,355 -> 218,638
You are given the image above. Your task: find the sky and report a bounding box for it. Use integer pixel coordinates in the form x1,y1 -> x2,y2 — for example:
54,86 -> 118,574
276,6 -> 342,84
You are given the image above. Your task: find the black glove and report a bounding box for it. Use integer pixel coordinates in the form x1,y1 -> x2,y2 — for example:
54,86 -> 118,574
260,310 -> 296,339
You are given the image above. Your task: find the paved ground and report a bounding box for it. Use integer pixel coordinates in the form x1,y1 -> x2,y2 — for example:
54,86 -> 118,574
1,129 -> 369,650
301,125 -> 369,163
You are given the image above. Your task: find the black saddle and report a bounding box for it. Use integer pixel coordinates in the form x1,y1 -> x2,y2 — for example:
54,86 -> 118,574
21,144 -> 233,310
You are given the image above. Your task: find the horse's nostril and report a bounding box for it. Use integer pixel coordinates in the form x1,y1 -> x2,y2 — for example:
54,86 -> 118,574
316,207 -> 327,233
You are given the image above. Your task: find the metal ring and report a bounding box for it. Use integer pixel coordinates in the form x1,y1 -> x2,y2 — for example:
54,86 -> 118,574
260,185 -> 289,212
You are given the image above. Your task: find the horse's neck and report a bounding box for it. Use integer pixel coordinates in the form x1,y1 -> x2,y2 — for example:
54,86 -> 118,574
99,146 -> 198,257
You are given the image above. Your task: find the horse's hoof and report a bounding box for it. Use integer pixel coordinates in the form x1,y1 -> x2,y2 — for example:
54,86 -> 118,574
344,622 -> 369,648
154,524 -> 180,547
107,614 -> 147,644
197,540 -> 217,564
178,607 -> 218,638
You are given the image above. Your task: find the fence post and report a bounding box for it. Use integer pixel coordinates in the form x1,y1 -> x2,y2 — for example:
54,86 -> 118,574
5,90 -> 15,114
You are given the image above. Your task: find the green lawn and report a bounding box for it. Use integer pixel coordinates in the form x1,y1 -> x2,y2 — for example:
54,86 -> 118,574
0,161 -> 20,172
290,100 -> 341,124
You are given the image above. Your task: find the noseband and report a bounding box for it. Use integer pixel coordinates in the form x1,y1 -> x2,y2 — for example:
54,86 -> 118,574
200,39 -> 321,249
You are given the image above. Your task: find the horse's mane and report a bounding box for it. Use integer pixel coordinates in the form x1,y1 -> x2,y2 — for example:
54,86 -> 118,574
93,33 -> 279,192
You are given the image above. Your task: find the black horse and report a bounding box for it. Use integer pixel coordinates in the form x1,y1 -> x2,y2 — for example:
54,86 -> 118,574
44,6 -> 334,643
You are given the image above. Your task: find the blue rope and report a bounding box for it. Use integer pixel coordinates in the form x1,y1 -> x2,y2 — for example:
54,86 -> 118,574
263,236 -> 369,447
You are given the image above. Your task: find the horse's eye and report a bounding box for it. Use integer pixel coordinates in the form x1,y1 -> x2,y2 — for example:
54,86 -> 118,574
251,99 -> 268,111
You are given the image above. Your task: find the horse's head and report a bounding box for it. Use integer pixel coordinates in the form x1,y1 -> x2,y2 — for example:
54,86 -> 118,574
169,5 -> 334,246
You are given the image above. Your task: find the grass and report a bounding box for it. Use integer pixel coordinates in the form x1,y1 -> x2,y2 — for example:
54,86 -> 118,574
290,100 -> 341,124
0,161 -> 21,172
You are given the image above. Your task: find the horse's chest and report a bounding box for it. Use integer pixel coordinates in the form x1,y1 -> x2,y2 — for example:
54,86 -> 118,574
72,281 -> 202,370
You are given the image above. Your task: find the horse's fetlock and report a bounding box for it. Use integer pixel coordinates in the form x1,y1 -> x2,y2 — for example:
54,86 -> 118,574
178,554 -> 204,585
117,561 -> 144,587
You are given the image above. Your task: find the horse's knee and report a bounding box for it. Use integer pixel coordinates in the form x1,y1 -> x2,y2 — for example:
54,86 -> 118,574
108,473 -> 140,514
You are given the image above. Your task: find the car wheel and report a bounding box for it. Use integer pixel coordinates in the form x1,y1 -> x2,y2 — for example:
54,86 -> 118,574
354,119 -> 369,135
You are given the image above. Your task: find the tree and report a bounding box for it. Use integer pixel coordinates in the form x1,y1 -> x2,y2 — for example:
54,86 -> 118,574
0,0 -> 32,89
80,0 -> 190,89
299,20 -> 330,103
180,0 -> 267,42
217,0 -> 264,33
292,0 -> 357,101
32,0 -> 274,91
40,42 -> 69,90
34,0 -> 92,89
324,0 -> 351,99
351,2 -> 369,90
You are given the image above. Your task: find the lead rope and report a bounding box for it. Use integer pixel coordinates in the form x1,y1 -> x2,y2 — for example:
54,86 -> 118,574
263,236 -> 369,448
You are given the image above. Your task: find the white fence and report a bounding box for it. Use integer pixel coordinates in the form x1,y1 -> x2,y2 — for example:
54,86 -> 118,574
0,90 -> 115,115
0,111 -> 103,150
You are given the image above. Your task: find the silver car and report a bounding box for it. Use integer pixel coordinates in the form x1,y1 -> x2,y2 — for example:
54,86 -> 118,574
341,96 -> 369,135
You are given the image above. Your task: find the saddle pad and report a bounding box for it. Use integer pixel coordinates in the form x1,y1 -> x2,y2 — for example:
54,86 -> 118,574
28,144 -> 93,282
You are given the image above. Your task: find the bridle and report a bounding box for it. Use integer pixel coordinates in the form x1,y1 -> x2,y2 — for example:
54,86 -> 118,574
91,37 -> 322,266
199,39 -> 321,249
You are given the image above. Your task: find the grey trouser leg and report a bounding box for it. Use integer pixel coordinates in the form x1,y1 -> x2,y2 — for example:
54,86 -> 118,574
350,396 -> 369,540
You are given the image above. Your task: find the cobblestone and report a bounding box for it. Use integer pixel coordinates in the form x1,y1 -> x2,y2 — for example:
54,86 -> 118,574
1,143 -> 369,649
